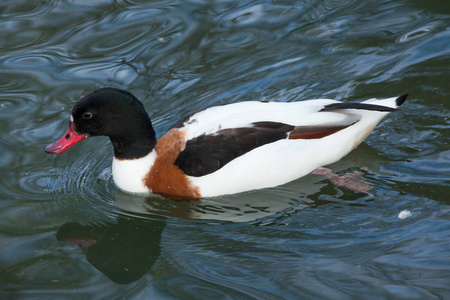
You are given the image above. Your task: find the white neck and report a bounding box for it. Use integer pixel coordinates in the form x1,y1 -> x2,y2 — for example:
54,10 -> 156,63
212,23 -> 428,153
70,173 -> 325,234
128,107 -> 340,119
112,151 -> 157,194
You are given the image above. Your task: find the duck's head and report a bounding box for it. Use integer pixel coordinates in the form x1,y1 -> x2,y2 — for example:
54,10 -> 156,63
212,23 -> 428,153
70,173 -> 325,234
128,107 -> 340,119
45,88 -> 156,159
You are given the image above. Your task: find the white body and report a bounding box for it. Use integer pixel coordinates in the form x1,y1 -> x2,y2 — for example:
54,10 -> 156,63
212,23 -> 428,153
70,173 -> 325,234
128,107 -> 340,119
112,97 -> 400,197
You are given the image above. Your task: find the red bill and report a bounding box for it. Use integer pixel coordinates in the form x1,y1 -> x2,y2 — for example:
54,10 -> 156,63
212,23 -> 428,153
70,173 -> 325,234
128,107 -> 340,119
45,121 -> 86,154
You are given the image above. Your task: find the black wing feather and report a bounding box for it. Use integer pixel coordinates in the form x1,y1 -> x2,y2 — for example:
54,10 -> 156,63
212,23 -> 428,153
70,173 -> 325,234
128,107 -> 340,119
320,102 -> 396,112
174,123 -> 294,177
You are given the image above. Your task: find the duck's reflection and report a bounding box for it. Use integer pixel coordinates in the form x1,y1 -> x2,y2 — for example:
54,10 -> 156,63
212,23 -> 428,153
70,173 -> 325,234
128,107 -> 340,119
57,216 -> 165,284
56,183 -> 315,284
57,155 -> 375,284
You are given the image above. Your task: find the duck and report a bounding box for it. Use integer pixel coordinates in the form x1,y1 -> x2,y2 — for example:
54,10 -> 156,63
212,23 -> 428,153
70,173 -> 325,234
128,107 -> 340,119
45,88 -> 407,199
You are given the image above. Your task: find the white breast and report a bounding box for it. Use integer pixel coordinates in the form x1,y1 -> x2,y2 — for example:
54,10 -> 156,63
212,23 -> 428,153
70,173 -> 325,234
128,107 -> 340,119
112,151 -> 157,194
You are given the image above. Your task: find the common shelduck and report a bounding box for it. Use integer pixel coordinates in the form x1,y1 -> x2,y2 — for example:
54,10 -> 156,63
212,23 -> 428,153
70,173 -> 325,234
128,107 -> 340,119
45,88 -> 407,198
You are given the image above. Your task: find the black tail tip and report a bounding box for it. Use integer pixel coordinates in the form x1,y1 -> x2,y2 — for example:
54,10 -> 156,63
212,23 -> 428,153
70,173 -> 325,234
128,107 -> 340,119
396,94 -> 408,106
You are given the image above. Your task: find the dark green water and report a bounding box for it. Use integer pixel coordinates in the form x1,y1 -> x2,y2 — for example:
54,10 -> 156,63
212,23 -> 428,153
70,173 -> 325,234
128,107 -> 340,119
1,0 -> 449,299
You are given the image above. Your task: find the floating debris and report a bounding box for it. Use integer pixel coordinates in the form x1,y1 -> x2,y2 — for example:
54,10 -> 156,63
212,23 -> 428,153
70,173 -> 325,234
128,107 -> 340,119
398,210 -> 412,219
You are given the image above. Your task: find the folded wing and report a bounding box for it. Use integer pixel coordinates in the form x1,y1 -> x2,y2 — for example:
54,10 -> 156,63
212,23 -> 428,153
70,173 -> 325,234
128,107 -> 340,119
175,120 -> 356,177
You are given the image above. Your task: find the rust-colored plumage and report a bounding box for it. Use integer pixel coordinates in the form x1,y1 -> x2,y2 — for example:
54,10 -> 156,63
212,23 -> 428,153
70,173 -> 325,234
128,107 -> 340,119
144,129 -> 201,198
288,124 -> 353,140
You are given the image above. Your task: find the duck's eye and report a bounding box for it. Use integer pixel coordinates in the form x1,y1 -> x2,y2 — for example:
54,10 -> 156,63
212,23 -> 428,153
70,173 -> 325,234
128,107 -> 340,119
83,112 -> 93,119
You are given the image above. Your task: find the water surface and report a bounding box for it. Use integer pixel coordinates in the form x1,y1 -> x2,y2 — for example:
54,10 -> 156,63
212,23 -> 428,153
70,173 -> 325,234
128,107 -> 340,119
1,0 -> 449,299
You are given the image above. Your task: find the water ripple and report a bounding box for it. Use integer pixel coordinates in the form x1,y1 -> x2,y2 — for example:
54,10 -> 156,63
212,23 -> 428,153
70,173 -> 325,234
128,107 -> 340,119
0,0 -> 449,297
